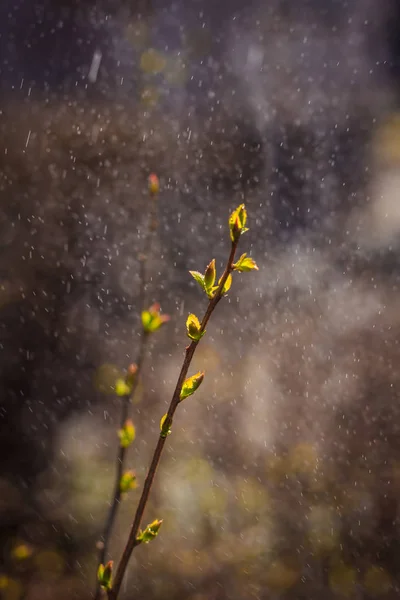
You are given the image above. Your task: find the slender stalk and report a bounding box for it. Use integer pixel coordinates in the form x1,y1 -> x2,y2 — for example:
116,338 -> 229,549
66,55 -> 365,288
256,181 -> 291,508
95,338 -> 147,579
107,239 -> 239,600
94,194 -> 157,599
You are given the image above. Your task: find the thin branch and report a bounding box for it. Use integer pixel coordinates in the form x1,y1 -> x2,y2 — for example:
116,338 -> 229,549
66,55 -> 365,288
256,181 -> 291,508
94,337 -> 147,574
107,239 -> 239,600
94,193 -> 157,600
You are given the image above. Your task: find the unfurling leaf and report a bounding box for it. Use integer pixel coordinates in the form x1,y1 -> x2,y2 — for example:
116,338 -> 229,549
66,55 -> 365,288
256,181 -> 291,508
97,564 -> 104,581
119,470 -> 137,494
160,413 -> 172,438
186,313 -> 205,341
233,253 -> 259,272
137,519 -> 163,544
180,371 -> 205,401
237,204 -> 247,228
204,259 -> 216,291
98,560 -> 113,591
142,303 -> 170,333
118,419 -> 136,448
229,204 -> 249,242
115,378 -> 132,397
218,273 -> 232,295
189,270 -> 207,293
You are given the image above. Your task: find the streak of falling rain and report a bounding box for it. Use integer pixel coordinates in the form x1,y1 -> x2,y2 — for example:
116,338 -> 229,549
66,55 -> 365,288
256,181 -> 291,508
88,49 -> 103,83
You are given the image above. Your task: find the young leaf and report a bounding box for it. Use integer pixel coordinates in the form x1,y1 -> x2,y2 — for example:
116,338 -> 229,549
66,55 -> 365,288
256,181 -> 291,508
141,303 -> 170,333
218,273 -> 232,295
137,519 -> 163,544
160,413 -> 172,438
119,470 -> 137,494
115,378 -> 131,397
229,204 -> 249,242
180,371 -> 205,401
118,419 -> 136,448
233,253 -> 259,272
237,204 -> 247,229
204,259 -> 216,291
98,560 -> 113,591
186,313 -> 205,341
189,270 -> 207,293
223,273 -> 232,294
98,563 -> 104,581
141,310 -> 151,329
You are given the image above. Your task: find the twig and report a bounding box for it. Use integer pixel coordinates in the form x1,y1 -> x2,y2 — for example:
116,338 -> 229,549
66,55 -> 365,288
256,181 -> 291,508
94,184 -> 158,599
107,239 -> 239,600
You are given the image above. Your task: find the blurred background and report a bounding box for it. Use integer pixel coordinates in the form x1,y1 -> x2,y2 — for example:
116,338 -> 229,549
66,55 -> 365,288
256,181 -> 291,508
2,0 -> 400,598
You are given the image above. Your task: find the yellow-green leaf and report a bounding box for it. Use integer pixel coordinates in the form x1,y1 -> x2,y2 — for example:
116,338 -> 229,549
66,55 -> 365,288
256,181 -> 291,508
186,313 -> 205,341
189,270 -> 206,292
180,371 -> 205,401
98,560 -> 113,591
233,253 -> 259,272
218,273 -> 232,295
118,419 -> 136,448
137,519 -> 163,544
204,259 -> 216,291
141,303 -> 170,333
237,204 -> 247,229
115,379 -> 131,397
119,470 -> 137,494
160,413 -> 172,438
229,204 -> 248,242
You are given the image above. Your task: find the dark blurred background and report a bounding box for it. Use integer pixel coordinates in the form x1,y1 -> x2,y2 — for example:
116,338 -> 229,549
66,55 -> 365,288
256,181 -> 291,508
2,0 -> 400,598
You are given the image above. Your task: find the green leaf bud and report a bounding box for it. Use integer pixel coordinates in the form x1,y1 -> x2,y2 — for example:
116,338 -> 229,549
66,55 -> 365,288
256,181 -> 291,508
186,313 -> 205,341
137,519 -> 163,544
180,371 -> 205,401
118,419 -> 136,448
98,560 -> 113,591
160,413 -> 172,438
119,470 -> 137,494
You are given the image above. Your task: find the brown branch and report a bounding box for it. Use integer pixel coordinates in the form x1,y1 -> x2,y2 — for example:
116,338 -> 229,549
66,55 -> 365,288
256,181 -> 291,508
107,239 -> 239,600
94,192 -> 157,600
94,336 -> 147,594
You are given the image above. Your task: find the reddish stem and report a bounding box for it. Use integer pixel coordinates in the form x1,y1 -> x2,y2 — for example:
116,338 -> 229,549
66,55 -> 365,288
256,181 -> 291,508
107,240 -> 238,600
